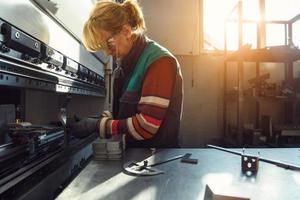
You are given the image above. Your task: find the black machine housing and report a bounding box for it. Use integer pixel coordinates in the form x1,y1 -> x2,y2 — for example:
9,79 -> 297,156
0,19 -> 105,97
0,2 -> 106,199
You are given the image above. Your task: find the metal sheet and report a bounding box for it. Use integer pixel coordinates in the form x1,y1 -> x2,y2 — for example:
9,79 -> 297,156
57,148 -> 300,200
0,0 -> 105,75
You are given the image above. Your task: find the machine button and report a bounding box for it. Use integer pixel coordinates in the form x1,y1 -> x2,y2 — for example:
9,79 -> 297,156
0,44 -> 10,53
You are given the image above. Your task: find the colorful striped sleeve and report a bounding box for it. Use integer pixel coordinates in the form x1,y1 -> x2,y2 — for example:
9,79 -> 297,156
98,57 -> 176,141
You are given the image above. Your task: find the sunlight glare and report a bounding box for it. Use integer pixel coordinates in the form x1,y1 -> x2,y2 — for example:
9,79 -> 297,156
204,0 -> 300,50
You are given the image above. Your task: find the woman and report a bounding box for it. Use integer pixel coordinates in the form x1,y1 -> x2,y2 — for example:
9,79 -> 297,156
69,0 -> 183,148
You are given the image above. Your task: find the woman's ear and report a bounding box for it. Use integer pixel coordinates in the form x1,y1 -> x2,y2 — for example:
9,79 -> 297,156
121,24 -> 133,39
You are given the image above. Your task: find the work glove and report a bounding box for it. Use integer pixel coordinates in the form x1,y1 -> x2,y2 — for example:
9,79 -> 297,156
67,117 -> 99,139
101,110 -> 113,118
98,110 -> 113,138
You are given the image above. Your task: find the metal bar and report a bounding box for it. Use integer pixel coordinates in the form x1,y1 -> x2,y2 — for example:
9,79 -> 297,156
223,62 -> 228,137
258,0 -> 266,48
227,19 -> 288,24
207,145 -> 242,156
256,21 -> 261,49
224,17 -> 228,137
254,0 -> 265,129
285,24 -> 288,45
238,1 -> 243,49
237,61 -> 244,144
207,145 -> 300,171
224,2 -> 232,141
255,62 -> 260,128
288,23 -> 293,46
149,155 -> 184,167
0,149 -> 61,191
263,20 -> 288,24
0,142 -> 14,149
0,143 -> 27,163
224,21 -> 227,52
236,1 -> 243,145
289,13 -> 300,24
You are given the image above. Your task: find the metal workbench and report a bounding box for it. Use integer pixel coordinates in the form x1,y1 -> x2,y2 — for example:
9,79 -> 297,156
56,148 -> 300,200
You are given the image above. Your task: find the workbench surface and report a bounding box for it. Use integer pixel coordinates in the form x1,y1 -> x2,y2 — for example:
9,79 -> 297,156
57,148 -> 300,200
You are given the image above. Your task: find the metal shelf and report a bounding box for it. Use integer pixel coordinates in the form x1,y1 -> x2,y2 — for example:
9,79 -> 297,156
223,1 -> 300,146
227,45 -> 300,63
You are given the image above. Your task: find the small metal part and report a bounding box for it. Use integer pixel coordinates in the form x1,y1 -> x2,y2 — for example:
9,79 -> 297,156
21,54 -> 30,61
143,160 -> 148,167
181,153 -> 198,164
58,95 -> 72,147
14,31 -> 20,39
34,42 -> 39,49
0,44 -> 10,53
241,154 -> 259,174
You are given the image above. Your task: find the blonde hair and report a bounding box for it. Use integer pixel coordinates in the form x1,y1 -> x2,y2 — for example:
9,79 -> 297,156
83,0 -> 146,52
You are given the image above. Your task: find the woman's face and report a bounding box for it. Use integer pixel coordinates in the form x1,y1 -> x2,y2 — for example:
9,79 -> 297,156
99,25 -> 133,60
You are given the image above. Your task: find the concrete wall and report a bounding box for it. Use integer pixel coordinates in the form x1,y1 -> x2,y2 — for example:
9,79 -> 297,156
140,0 -> 201,55
177,54 -> 224,147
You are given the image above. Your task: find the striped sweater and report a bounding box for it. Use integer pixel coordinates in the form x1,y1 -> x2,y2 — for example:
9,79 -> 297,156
99,57 -> 175,140
98,37 -> 183,147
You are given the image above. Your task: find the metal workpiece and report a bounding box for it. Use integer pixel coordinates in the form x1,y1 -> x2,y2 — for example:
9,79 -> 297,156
57,148 -> 300,200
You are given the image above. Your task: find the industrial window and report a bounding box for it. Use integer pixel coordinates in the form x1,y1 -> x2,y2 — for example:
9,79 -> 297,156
203,0 -> 300,51
265,0 -> 300,47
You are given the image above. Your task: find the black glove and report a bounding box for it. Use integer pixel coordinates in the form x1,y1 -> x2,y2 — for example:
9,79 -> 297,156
67,118 -> 99,139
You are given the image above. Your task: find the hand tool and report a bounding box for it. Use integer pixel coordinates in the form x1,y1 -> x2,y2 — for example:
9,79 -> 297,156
123,153 -> 198,176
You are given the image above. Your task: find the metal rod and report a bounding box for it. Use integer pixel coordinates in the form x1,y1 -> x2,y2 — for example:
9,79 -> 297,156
207,145 -> 242,156
227,19 -> 288,24
149,155 -> 184,167
289,13 -> 300,24
288,23 -> 293,46
207,144 -> 300,171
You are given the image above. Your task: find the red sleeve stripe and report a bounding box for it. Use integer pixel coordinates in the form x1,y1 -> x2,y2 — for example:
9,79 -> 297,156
136,113 -> 158,134
126,118 -> 144,140
107,120 -> 113,135
141,113 -> 161,127
111,120 -> 118,135
132,117 -> 154,139
139,96 -> 170,108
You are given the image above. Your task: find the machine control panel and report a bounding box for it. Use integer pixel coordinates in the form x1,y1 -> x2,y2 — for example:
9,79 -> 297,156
0,18 -> 105,97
